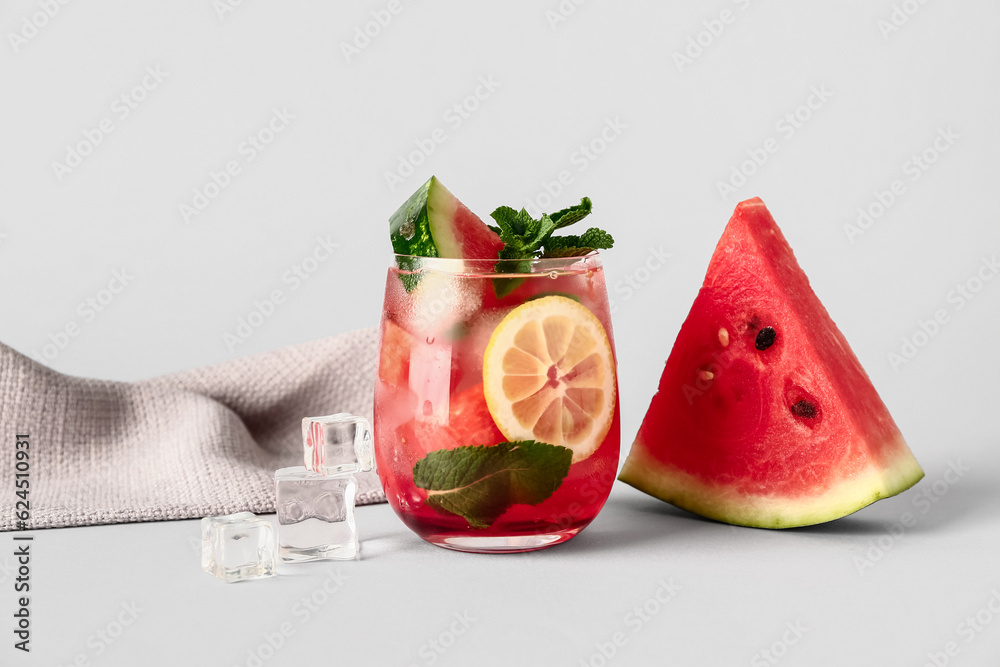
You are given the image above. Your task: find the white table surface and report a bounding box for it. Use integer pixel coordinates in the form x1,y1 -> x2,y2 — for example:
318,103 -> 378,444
2,1 -> 999,665
20,448 -> 1000,666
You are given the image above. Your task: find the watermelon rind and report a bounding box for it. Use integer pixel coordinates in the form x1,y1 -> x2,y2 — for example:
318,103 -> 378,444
389,177 -> 439,259
389,175 -> 502,260
388,176 -> 505,292
424,177 -> 464,258
618,436 -> 924,529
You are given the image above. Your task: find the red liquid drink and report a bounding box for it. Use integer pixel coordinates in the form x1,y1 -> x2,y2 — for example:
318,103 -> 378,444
374,254 -> 620,552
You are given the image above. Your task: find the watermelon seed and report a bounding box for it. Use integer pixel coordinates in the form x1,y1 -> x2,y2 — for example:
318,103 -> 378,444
755,327 -> 776,351
718,327 -> 730,347
698,370 -> 714,382
790,400 -> 817,419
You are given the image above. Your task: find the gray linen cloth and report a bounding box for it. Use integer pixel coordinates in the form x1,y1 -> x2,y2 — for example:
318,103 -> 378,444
0,326 -> 385,531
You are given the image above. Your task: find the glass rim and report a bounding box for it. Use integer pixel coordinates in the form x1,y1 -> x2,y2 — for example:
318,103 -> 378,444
392,251 -> 603,276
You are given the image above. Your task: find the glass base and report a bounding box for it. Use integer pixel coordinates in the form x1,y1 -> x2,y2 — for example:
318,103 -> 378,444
424,528 -> 581,553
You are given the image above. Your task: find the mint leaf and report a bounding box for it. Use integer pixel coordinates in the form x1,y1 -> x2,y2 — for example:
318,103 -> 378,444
542,227 -> 615,254
488,197 -> 611,298
490,207 -> 556,258
412,441 -> 572,528
489,207 -> 558,298
578,227 -> 614,249
492,273 -> 529,299
549,197 -> 592,229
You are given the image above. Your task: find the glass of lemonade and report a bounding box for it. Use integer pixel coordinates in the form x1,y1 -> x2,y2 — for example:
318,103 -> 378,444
374,252 -> 620,553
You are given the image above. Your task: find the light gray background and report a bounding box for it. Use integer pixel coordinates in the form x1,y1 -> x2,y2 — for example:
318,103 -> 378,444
2,1 -> 999,665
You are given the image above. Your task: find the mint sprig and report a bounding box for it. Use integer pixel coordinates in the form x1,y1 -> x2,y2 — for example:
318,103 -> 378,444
490,207 -> 556,259
487,197 -> 612,297
543,227 -> 615,255
412,440 -> 573,529
549,197 -> 593,229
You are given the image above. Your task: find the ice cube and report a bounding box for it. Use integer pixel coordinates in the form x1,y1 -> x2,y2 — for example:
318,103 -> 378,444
275,467 -> 358,562
302,414 -> 374,475
407,271 -> 480,335
407,341 -> 452,423
201,512 -> 276,582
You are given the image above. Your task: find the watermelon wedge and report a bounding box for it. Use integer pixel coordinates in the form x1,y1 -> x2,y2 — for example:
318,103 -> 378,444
389,176 -> 504,260
619,197 -> 923,528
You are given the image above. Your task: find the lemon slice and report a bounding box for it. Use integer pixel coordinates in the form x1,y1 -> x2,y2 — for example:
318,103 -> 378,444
483,295 -> 617,463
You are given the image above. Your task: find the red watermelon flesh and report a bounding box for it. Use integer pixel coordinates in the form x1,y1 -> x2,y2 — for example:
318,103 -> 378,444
389,176 -> 504,261
425,177 -> 505,259
619,197 -> 923,528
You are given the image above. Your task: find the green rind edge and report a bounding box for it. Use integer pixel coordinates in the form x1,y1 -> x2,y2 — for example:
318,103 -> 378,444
617,435 -> 925,529
388,177 -> 438,291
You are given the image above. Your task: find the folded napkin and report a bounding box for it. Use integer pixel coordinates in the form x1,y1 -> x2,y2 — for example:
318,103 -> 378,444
0,327 -> 385,531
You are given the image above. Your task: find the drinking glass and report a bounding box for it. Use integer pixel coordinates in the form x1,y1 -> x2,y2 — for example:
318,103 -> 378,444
374,253 -> 620,553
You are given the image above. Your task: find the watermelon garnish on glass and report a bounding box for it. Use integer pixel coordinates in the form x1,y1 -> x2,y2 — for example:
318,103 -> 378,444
619,197 -> 924,528
389,176 -> 505,261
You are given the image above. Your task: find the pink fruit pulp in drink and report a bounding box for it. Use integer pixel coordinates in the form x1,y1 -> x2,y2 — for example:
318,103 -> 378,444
374,261 -> 620,547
